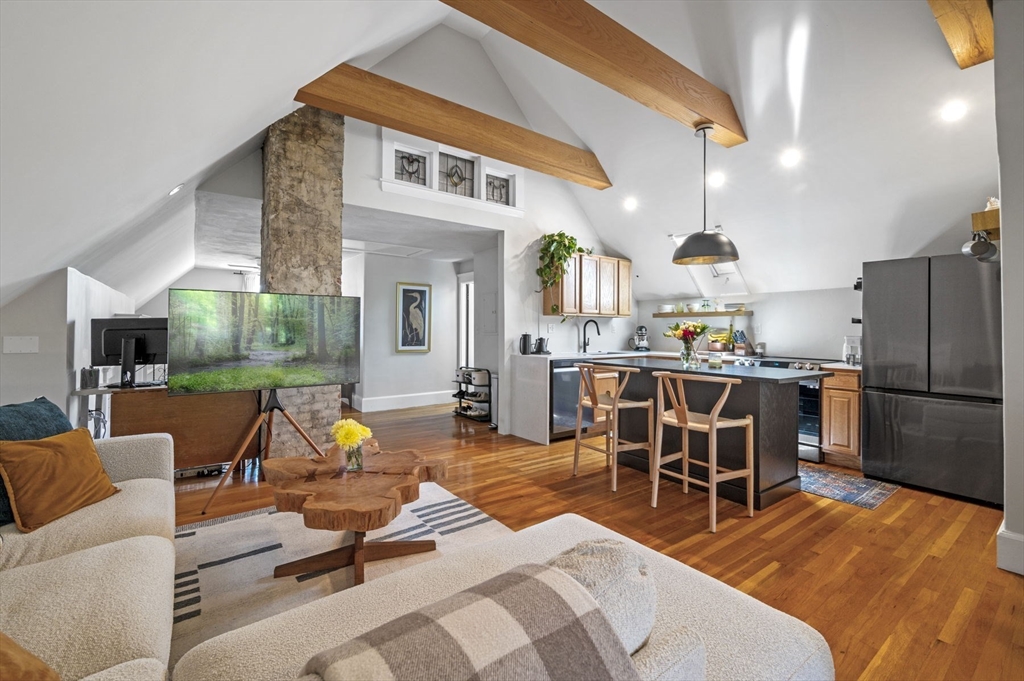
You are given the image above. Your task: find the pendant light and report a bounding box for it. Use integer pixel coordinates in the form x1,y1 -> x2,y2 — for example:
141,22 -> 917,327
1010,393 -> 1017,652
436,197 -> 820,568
672,122 -> 740,265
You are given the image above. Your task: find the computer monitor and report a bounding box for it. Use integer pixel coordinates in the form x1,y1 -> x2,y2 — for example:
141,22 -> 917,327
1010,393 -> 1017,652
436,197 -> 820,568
90,317 -> 168,387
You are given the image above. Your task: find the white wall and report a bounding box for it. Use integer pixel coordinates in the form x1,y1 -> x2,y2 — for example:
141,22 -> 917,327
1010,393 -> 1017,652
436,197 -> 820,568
197,148 -> 263,200
137,267 -> 246,317
638,287 -> 861,360
0,268 -> 133,424
354,254 -> 458,412
994,0 -> 1024,575
0,271 -> 71,413
341,253 -> 366,299
472,246 -> 502,375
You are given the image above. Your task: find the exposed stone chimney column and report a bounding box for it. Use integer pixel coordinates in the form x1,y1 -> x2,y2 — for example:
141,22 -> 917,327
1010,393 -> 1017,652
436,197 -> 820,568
261,105 -> 345,456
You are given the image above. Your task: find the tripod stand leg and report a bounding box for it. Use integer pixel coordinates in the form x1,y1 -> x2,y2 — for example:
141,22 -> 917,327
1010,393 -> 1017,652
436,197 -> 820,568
279,408 -> 326,457
201,413 -> 267,515
260,409 -> 274,482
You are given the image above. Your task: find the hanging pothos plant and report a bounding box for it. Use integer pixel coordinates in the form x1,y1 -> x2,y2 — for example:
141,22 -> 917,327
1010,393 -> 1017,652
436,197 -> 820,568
536,231 -> 592,318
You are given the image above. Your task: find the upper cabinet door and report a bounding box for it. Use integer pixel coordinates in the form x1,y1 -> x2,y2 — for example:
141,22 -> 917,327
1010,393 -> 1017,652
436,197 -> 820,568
930,255 -> 1002,399
541,254 -> 579,316
560,254 -> 580,315
598,257 -> 617,315
580,255 -> 600,314
862,257 -> 930,392
617,260 -> 632,316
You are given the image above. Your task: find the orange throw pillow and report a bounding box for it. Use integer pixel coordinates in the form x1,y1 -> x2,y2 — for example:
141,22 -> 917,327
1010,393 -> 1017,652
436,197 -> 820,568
0,428 -> 119,532
0,632 -> 59,681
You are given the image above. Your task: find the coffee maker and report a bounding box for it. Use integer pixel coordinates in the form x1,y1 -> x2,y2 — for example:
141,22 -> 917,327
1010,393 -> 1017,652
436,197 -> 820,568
628,325 -> 651,352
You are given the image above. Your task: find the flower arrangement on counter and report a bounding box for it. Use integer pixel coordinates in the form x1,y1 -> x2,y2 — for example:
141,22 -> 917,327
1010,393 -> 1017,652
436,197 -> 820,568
665,321 -> 710,369
331,418 -> 373,470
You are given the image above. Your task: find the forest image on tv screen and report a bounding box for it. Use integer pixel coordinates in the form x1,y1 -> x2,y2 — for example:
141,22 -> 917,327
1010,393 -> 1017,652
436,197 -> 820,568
167,290 -> 360,395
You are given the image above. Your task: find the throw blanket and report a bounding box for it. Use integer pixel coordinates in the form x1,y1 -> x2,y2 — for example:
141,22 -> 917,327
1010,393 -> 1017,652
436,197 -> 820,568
304,563 -> 641,681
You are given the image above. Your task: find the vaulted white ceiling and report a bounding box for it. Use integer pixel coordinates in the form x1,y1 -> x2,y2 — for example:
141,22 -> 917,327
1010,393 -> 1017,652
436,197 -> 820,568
0,0 -> 998,306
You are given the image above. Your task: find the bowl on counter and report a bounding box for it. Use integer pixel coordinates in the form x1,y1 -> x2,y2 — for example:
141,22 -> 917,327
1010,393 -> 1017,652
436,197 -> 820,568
657,304 -> 675,313
686,303 -> 701,313
708,342 -> 730,352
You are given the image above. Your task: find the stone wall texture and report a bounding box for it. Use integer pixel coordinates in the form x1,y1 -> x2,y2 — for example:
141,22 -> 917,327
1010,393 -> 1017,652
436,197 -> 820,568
262,105 -> 345,457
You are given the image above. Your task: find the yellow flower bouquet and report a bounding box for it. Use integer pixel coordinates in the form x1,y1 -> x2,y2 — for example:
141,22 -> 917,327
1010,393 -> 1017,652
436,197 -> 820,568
331,419 -> 373,470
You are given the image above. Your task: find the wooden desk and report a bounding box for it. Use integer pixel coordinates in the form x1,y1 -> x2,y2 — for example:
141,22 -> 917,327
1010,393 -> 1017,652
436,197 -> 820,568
107,388 -> 261,470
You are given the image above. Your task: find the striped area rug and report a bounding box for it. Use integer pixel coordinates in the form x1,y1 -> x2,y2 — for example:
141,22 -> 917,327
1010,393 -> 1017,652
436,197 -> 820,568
170,483 -> 511,667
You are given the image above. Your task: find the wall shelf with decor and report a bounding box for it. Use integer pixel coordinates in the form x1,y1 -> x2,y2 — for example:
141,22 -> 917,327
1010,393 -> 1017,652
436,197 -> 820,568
652,310 -> 753,318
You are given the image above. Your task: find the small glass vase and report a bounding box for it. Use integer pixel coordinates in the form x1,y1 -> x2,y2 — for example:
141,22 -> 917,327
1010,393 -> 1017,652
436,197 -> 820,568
680,341 -> 701,369
345,444 -> 363,471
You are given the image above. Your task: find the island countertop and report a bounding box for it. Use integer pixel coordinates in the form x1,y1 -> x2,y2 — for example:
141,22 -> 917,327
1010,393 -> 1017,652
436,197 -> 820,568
589,356 -> 833,384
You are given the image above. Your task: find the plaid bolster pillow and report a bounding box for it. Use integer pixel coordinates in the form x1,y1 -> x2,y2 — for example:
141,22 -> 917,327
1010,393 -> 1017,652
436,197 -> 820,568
304,563 -> 642,681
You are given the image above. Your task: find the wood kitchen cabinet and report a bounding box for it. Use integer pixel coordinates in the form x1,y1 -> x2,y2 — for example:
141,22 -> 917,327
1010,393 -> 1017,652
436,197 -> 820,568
579,254 -> 600,314
821,370 -> 862,469
541,251 -> 579,316
598,257 -> 617,315
617,259 -> 632,316
543,253 -> 632,318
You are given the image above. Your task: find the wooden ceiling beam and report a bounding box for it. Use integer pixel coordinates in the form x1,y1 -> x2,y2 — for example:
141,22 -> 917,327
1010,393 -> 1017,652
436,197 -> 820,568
927,0 -> 994,69
296,64 -> 611,190
440,0 -> 747,147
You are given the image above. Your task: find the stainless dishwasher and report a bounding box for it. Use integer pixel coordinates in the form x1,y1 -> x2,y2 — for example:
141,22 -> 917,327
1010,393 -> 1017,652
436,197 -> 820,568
550,360 -> 595,438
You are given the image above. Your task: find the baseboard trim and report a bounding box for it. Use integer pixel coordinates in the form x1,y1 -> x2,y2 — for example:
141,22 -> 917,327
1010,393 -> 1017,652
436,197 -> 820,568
353,390 -> 454,413
997,520 -> 1024,575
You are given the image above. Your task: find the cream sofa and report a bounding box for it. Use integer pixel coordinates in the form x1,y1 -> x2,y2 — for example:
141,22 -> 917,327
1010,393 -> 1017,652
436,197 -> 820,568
174,513 -> 834,681
0,434 -> 177,681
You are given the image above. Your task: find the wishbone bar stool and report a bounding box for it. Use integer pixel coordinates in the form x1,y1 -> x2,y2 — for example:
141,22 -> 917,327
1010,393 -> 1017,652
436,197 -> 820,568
572,364 -> 655,492
651,371 -> 754,533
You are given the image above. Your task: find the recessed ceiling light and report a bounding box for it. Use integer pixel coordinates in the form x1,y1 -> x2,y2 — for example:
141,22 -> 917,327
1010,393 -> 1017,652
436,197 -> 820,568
780,149 -> 802,168
940,100 -> 967,122
168,184 -> 184,196
708,172 -> 725,188
623,196 -> 638,211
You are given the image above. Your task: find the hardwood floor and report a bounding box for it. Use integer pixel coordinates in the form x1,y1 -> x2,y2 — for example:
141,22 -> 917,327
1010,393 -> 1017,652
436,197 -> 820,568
175,403 -> 1024,681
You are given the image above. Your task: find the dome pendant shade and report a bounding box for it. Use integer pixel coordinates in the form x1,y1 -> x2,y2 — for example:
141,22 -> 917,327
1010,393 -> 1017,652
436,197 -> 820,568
672,230 -> 740,265
674,121 -> 740,266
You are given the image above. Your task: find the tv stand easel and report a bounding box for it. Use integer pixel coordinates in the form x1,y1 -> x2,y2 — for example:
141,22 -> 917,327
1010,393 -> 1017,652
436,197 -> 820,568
200,389 -> 324,515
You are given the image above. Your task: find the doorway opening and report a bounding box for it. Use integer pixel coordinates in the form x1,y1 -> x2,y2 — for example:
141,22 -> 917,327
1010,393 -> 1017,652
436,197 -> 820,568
458,272 -> 475,368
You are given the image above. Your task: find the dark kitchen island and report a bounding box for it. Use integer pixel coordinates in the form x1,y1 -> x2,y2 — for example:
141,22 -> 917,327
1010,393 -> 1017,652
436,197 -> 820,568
590,357 -> 833,510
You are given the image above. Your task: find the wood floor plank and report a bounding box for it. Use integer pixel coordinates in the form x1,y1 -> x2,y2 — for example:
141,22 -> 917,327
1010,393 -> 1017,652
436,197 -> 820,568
173,403 -> 1024,680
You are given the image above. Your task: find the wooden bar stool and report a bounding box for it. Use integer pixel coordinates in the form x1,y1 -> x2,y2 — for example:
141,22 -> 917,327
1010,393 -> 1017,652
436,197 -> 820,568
651,371 -> 754,533
572,364 -> 655,492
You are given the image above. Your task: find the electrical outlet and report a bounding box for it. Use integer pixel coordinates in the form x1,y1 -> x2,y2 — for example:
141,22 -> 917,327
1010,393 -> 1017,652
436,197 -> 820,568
753,324 -> 762,335
547,324 -> 555,334
2,336 -> 39,354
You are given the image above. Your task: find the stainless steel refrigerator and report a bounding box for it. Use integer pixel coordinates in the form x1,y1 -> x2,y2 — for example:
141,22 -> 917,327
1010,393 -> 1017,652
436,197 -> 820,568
862,254 -> 1003,504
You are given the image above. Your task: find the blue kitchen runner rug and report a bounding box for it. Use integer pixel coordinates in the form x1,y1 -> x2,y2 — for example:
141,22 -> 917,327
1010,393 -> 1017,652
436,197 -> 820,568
798,462 -> 899,510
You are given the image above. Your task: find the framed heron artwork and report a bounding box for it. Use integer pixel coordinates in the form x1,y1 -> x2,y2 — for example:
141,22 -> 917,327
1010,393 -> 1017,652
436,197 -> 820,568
396,283 -> 431,353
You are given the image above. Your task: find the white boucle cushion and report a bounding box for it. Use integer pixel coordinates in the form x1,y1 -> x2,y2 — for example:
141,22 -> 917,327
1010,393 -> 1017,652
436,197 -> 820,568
0,477 -> 174,569
547,539 -> 657,655
0,535 -> 174,680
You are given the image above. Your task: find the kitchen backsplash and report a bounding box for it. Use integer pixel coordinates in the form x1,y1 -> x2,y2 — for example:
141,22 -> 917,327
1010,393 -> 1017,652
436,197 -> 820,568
637,287 -> 862,360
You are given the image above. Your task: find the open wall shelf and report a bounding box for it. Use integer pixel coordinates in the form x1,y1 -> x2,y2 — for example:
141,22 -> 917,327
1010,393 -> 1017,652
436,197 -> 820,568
652,310 -> 753,318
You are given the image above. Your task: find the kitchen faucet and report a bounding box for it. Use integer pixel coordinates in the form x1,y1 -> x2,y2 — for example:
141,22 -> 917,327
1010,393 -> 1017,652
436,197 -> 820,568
583,319 -> 601,353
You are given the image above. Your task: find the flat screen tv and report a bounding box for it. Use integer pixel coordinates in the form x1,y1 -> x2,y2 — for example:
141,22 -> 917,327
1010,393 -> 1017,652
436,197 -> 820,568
167,289 -> 360,396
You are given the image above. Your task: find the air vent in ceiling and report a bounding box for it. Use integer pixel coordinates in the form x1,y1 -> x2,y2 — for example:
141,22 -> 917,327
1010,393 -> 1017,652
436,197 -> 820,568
342,239 -> 432,259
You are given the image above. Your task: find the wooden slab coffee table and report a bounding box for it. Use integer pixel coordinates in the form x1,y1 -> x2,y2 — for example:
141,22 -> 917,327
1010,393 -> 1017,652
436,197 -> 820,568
262,447 -> 447,584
